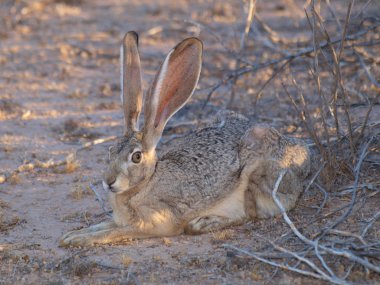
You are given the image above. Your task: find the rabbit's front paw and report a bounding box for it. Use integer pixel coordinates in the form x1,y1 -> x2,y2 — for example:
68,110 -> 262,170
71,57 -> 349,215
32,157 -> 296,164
59,230 -> 93,248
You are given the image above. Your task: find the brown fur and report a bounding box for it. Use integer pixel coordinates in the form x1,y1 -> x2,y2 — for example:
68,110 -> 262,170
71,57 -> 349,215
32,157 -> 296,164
60,33 -> 311,247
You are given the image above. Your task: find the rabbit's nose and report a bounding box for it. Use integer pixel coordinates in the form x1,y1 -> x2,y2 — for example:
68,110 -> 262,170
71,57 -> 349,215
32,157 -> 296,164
103,176 -> 116,190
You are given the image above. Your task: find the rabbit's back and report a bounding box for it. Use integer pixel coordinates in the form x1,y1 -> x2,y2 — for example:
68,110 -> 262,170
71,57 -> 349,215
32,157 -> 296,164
149,114 -> 251,214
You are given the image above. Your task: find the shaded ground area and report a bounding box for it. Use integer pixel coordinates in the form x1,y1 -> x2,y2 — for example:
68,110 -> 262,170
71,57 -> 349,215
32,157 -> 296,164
0,0 -> 379,284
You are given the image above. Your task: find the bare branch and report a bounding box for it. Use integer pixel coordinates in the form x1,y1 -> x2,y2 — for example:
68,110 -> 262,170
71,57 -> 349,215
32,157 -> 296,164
272,168 -> 380,274
202,21 -> 380,107
223,244 -> 348,284
89,183 -> 112,217
228,0 -> 257,108
361,210 -> 380,238
353,49 -> 380,88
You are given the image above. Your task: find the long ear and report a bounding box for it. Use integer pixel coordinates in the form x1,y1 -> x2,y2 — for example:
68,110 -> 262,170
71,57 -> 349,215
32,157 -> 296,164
121,31 -> 143,135
143,37 -> 203,151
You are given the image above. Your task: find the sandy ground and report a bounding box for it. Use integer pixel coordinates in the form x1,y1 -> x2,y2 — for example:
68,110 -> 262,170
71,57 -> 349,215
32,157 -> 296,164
0,0 -> 379,284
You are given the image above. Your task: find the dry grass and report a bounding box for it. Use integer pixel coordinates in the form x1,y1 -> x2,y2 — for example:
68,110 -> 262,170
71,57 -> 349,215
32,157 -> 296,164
0,199 -> 21,233
0,99 -> 24,120
162,237 -> 172,246
121,254 -> 133,267
53,154 -> 81,174
69,184 -> 92,200
67,88 -> 88,99
212,229 -> 235,241
61,211 -> 92,224
8,173 -> 21,185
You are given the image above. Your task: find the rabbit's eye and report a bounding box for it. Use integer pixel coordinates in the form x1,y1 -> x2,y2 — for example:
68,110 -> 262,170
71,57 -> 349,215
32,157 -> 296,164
131,151 -> 142,164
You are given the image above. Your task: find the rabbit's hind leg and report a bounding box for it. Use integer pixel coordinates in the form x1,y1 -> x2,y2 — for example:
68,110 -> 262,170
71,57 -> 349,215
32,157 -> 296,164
184,185 -> 247,234
184,215 -> 237,234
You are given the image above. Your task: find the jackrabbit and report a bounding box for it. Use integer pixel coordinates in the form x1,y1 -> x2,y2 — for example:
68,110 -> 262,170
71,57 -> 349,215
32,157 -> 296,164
60,31 -> 310,247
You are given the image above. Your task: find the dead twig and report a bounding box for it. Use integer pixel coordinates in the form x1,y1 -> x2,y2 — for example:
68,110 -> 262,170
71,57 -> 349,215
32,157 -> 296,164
224,244 -> 347,284
89,183 -> 112,217
304,162 -> 326,194
283,82 -> 326,161
354,0 -> 374,18
313,183 -> 329,214
183,19 -> 253,67
76,136 -> 117,154
353,48 -> 380,88
361,210 -> 380,238
327,229 -> 367,246
322,136 -> 373,234
253,58 -> 292,113
336,1 -> 355,160
203,21 -> 380,107
224,171 -> 350,284
229,0 -> 256,108
271,170 -> 380,274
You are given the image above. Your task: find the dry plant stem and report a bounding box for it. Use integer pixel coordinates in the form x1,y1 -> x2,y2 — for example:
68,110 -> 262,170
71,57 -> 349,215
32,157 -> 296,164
314,237 -> 336,279
291,78 -> 323,149
229,0 -> 256,108
353,49 -> 380,88
337,1 -> 353,64
253,58 -> 292,112
273,173 -> 332,280
125,267 -> 141,285
225,172 -> 349,285
304,10 -> 336,108
308,64 -> 333,161
5,136 -> 118,179
310,1 -> 319,74
183,19 -> 253,67
361,210 -> 380,238
325,0 -> 342,31
312,1 -> 356,160
314,183 -> 328,214
272,169 -> 380,274
343,263 -> 355,280
203,18 -> 380,107
308,4 -> 342,140
327,229 -> 367,246
304,162 -> 326,194
224,244 -> 348,284
76,136 -> 117,154
322,136 -> 373,234
240,0 -> 256,58
358,102 -> 373,143
56,249 -> 90,268
248,250 -> 328,259
336,1 -> 355,160
89,183 -> 112,217
255,14 -> 307,45
259,233 -> 344,284
354,0 -> 374,18
283,83 -> 326,161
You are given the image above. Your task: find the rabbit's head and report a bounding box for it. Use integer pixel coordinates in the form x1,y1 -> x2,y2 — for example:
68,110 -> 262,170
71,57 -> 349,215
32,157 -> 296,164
102,31 -> 203,194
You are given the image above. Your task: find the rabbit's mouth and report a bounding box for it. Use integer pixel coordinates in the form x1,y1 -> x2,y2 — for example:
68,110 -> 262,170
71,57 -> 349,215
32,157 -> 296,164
109,185 -> 118,193
103,174 -> 147,194
102,177 -> 126,193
